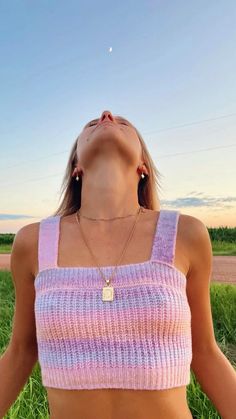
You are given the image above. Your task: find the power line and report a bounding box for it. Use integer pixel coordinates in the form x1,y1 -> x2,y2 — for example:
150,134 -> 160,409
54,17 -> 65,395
0,172 -> 63,187
1,142 -> 236,188
1,111 -> 236,171
157,142 -> 236,158
145,111 -> 236,134
2,150 -> 69,169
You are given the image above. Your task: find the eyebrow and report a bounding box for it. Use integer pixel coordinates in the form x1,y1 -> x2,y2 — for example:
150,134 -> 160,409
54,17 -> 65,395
84,116 -> 132,128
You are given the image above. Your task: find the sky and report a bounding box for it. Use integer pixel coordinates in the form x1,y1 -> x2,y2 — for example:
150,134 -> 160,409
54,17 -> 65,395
1,0 -> 236,233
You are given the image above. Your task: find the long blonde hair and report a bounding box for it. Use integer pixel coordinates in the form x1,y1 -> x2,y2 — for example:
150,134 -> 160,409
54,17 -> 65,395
52,120 -> 163,217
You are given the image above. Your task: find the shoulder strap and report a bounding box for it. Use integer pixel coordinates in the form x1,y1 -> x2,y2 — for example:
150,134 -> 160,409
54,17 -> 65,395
151,209 -> 180,265
38,215 -> 60,272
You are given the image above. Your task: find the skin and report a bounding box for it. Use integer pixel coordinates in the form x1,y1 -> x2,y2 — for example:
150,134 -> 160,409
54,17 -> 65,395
8,110 -> 221,418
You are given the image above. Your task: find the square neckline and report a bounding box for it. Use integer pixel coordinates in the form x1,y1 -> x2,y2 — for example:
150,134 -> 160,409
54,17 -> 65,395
55,209 -> 163,270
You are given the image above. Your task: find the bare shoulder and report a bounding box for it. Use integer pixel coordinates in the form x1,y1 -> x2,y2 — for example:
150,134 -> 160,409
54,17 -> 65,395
14,222 -> 40,251
15,221 -> 40,242
178,213 -> 212,265
175,212 -> 212,278
179,212 -> 209,236
148,208 -> 209,249
12,222 -> 40,277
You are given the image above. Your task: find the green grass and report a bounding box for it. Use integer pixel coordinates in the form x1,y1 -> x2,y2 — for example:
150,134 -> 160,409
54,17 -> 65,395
0,245 -> 12,253
0,272 -> 235,418
211,240 -> 236,256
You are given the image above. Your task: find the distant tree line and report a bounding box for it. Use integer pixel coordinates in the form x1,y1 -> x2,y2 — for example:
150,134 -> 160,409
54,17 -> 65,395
207,227 -> 236,243
0,234 -> 15,245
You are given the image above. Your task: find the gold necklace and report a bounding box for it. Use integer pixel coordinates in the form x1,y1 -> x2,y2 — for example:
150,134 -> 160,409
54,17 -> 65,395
78,208 -> 144,221
75,205 -> 144,302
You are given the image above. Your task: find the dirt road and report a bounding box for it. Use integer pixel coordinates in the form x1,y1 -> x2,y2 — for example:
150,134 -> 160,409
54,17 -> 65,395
0,254 -> 235,285
211,256 -> 236,284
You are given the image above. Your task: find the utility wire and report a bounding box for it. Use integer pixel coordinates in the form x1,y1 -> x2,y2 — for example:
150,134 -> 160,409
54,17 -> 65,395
144,111 -> 236,134
157,142 -> 236,158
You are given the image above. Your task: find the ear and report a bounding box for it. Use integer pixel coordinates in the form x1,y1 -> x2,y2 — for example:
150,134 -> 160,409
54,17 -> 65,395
141,163 -> 149,176
72,167 -> 78,178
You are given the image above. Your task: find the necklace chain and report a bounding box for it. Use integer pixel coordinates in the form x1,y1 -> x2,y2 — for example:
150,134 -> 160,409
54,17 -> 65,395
78,208 -> 144,221
75,206 -> 144,287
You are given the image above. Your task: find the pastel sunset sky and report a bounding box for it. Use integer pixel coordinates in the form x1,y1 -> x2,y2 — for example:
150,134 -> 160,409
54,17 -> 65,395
1,1 -> 236,233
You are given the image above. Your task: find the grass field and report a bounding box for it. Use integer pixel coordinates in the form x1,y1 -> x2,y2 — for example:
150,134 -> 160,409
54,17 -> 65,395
0,245 -> 11,253
0,268 -> 236,418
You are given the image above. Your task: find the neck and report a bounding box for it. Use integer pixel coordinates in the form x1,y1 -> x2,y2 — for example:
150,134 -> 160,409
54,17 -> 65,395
79,169 -> 141,219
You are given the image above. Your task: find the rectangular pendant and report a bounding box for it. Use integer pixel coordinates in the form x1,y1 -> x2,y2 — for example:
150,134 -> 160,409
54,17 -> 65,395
102,285 -> 114,301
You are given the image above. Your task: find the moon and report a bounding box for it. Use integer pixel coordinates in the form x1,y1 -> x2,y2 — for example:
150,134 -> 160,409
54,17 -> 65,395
109,47 -> 112,53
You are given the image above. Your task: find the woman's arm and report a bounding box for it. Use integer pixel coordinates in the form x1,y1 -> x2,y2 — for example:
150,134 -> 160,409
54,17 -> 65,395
183,214 -> 236,419
0,345 -> 38,417
191,344 -> 236,419
0,224 -> 39,417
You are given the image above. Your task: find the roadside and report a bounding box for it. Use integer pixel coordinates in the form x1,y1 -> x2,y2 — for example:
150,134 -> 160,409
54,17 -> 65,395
211,256 -> 236,285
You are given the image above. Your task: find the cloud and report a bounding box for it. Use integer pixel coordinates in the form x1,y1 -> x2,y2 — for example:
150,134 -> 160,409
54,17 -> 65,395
0,214 -> 38,221
161,194 -> 236,209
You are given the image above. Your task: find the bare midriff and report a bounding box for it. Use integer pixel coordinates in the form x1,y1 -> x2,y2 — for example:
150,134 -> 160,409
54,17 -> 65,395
46,386 -> 193,419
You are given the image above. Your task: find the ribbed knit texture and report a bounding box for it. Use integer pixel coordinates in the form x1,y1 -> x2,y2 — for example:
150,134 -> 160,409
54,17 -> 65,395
34,209 -> 192,390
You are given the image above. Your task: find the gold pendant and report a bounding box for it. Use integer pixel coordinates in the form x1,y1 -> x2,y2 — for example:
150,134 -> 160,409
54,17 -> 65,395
102,285 -> 114,301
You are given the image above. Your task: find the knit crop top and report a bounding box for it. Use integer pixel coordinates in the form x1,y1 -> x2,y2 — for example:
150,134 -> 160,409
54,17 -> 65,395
34,209 -> 192,390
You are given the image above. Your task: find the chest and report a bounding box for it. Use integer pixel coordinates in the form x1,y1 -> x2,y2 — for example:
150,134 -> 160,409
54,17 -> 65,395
33,212 -> 190,278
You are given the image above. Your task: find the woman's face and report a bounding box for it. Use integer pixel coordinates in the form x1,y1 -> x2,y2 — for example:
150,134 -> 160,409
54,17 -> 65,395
76,110 -> 143,166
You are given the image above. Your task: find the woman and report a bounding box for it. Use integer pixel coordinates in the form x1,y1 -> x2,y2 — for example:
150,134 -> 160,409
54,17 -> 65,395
2,110 -> 236,419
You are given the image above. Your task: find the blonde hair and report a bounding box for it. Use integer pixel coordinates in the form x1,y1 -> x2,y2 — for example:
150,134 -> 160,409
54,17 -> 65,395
52,119 -> 163,217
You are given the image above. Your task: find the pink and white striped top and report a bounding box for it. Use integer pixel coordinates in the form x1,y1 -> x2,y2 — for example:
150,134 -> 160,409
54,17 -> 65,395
34,209 -> 192,390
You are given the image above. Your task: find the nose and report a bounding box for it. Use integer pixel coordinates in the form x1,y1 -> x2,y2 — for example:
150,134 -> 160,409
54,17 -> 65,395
99,110 -> 114,123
